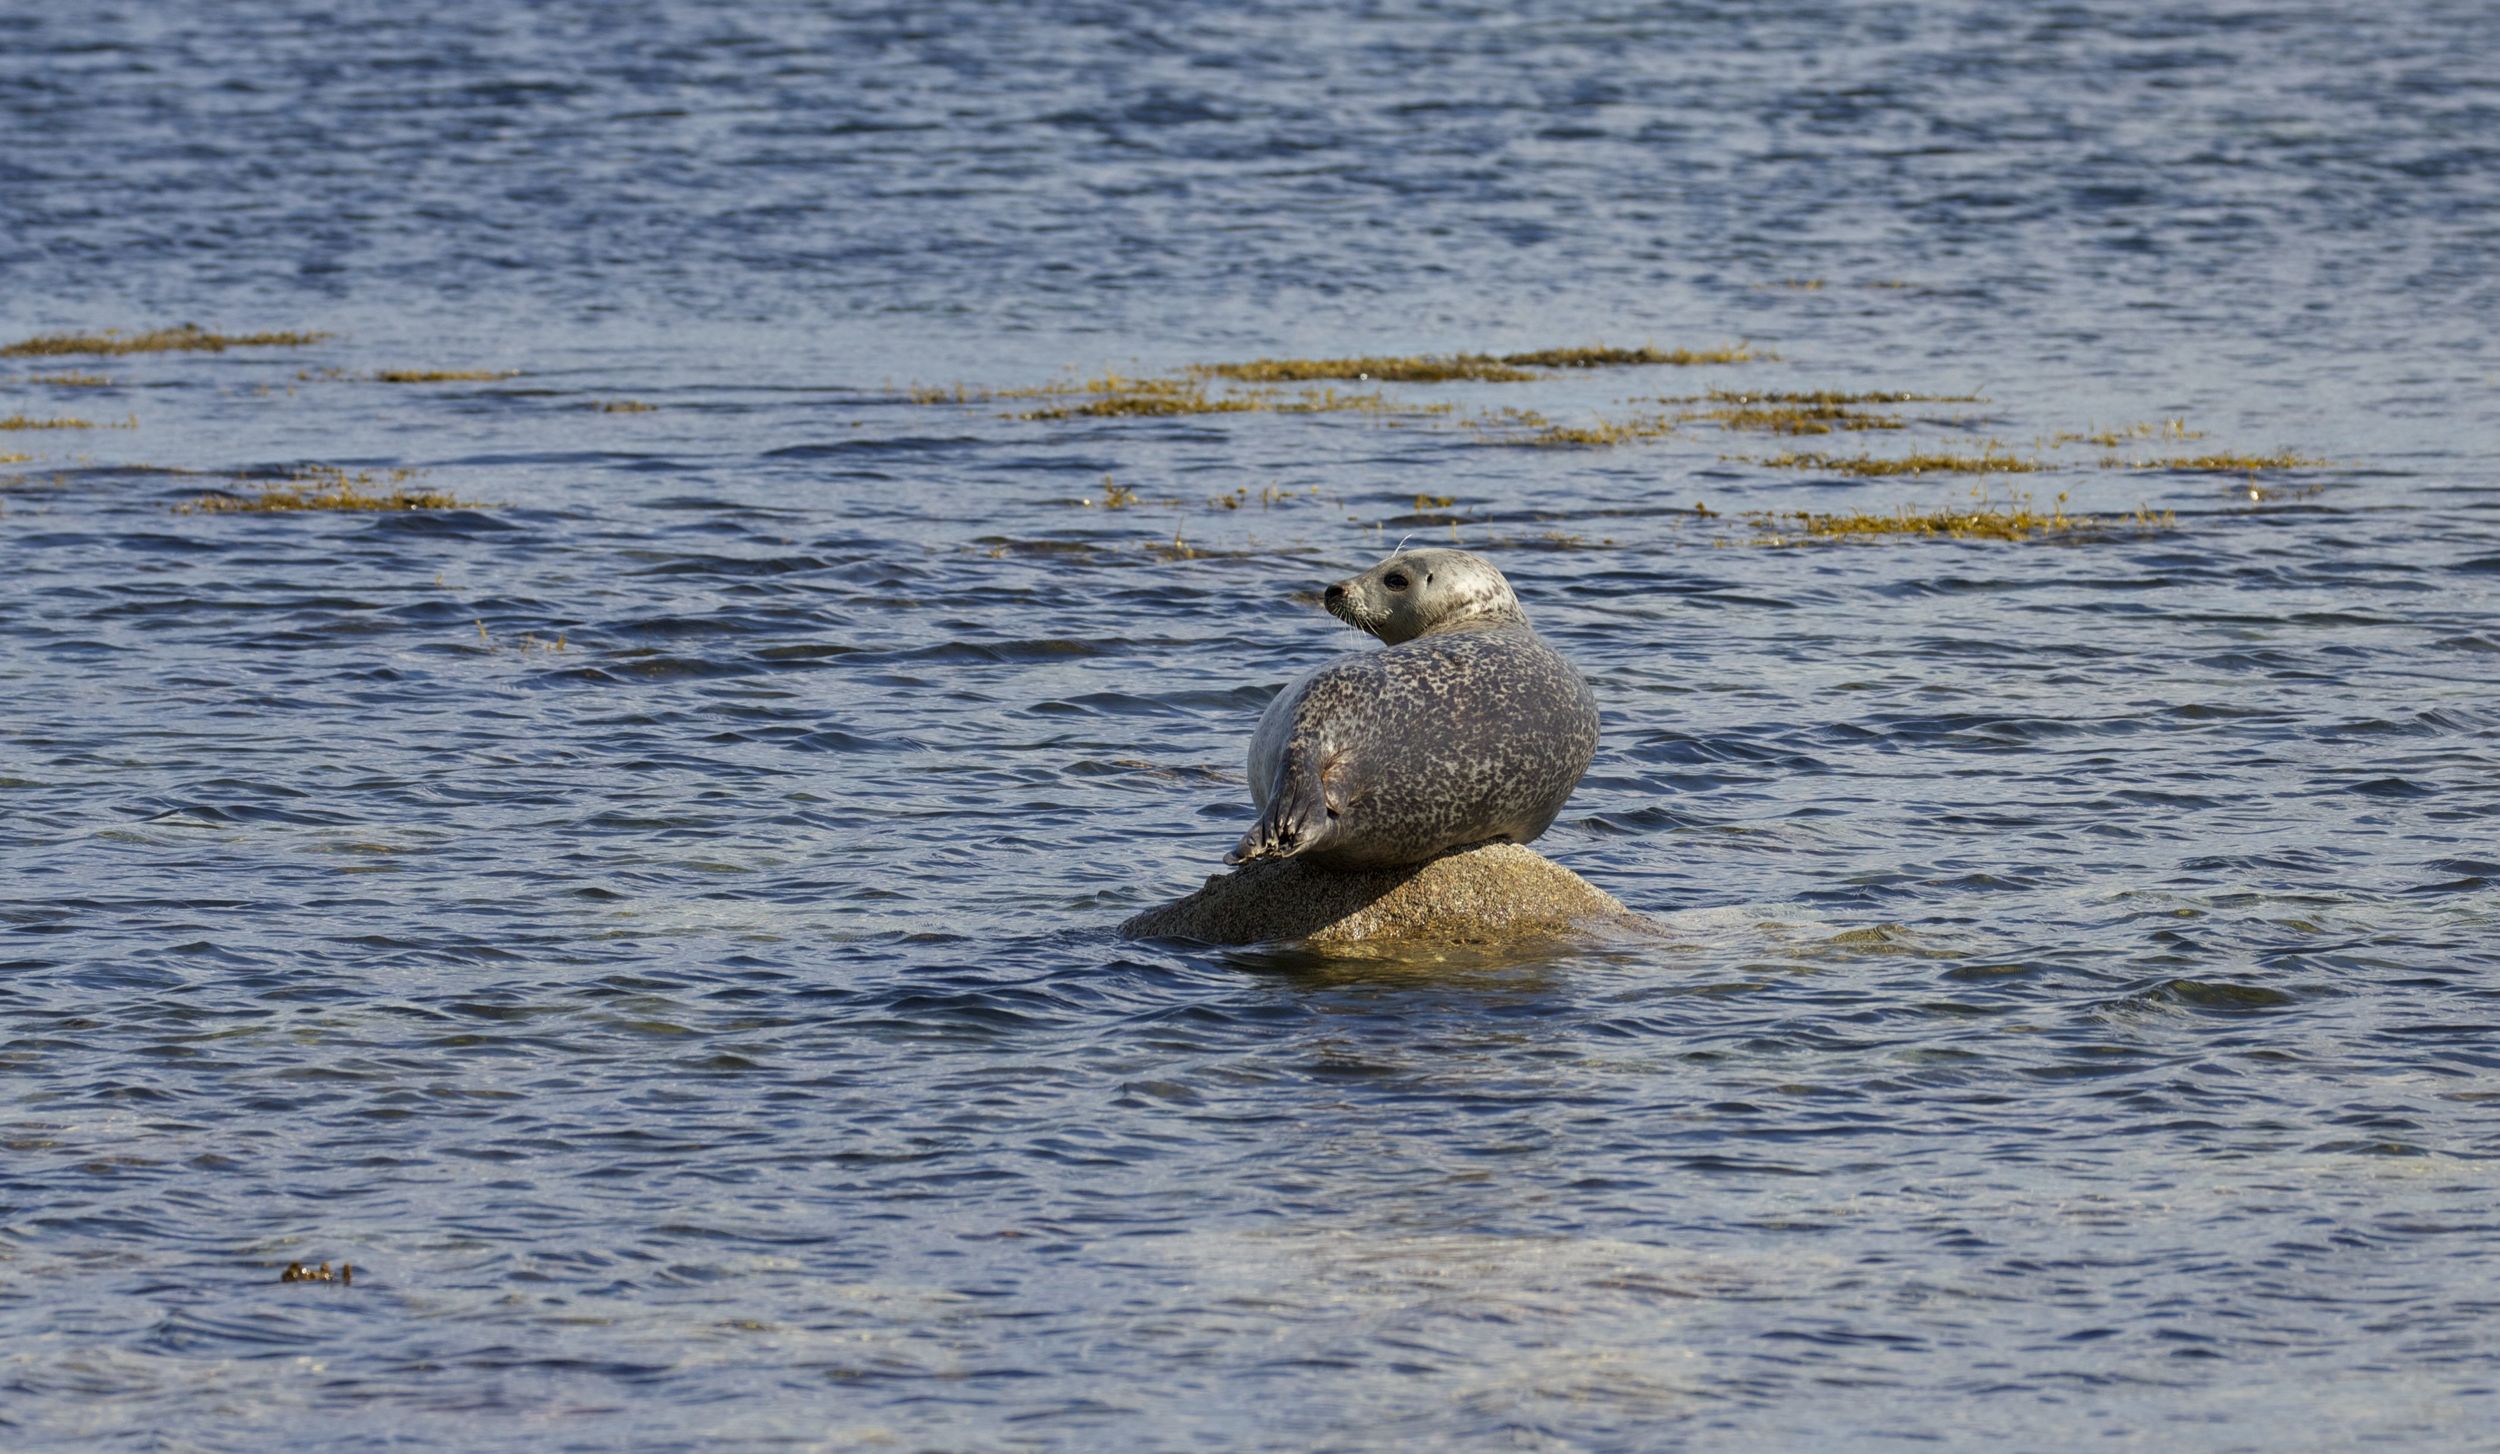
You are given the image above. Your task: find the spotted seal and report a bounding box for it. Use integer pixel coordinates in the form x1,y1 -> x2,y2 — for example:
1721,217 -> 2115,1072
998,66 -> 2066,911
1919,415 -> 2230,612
1228,548 -> 1598,870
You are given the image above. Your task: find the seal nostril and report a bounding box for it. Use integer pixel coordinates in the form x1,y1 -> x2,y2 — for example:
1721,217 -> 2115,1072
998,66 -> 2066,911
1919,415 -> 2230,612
1323,584 -> 1344,602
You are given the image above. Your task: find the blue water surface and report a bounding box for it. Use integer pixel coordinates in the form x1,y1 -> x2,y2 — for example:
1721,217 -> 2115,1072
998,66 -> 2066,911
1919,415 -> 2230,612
4,2 -> 2498,1450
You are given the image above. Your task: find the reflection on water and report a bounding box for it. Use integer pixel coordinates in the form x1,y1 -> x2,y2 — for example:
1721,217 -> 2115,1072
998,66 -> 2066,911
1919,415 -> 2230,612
4,0 -> 2499,1448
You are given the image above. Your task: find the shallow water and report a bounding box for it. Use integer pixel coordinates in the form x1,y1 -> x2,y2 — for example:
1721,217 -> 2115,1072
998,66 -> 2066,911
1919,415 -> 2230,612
5,1 -> 2499,1449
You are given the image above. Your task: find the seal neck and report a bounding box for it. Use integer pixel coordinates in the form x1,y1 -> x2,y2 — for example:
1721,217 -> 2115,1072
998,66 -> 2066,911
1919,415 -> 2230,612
1409,600 -> 1529,640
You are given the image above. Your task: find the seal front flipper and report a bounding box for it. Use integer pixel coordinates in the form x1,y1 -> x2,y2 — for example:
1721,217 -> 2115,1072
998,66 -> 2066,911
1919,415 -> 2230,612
1226,748 -> 1352,865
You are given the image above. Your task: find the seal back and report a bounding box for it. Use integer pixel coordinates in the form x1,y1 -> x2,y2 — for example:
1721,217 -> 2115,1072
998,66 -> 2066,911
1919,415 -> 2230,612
1230,550 -> 1597,870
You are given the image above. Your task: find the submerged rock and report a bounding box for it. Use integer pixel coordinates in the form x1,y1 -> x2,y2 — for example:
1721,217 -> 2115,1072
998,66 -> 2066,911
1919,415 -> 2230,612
1120,842 -> 1651,948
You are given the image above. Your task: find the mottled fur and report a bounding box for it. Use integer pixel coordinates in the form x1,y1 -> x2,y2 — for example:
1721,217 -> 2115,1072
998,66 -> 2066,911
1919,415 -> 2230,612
1229,549 -> 1598,870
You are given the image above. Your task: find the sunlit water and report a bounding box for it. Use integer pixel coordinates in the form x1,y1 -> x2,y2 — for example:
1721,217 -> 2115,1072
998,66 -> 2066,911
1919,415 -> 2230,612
5,2 -> 2498,1449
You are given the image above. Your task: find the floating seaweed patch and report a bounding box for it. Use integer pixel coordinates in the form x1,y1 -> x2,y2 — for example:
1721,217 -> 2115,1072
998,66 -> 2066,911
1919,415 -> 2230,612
0,414 -> 99,430
375,368 -> 517,384
1463,407 -> 1679,447
1458,406 -> 1549,438
1268,386 -> 1452,416
179,464 -> 478,514
0,324 -> 329,358
1015,375 -> 1449,421
1684,402 -> 1906,435
1020,378 -> 1264,419
909,343 -> 1770,423
595,399 -> 658,412
1750,446 -> 2050,477
921,374 -> 1130,403
1640,388 -> 1989,436
280,1260 -> 353,1284
1497,342 -> 1765,368
1390,489 -> 1470,527
1686,388 -> 1984,406
1200,341 -> 1766,381
1522,415 -> 1680,446
2048,419 -> 2203,448
1194,354 -> 1540,384
1741,491 -> 2174,544
26,371 -> 111,387
1208,482 -> 1322,511
2109,450 -> 2327,473
2231,479 -> 2328,503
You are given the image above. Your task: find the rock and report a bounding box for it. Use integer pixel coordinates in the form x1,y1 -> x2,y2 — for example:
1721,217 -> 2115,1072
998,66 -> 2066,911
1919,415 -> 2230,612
1119,842 -> 1653,948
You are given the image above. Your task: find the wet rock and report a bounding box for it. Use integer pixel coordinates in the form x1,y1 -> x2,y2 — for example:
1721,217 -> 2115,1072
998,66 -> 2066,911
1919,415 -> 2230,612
1120,842 -> 1653,948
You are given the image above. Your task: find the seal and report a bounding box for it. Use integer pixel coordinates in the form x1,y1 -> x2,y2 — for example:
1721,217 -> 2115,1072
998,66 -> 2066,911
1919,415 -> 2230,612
1228,548 -> 1598,871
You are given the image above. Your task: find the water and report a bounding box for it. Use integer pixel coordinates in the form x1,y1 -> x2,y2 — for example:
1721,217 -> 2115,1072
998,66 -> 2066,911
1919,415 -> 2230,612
5,1 -> 2498,1449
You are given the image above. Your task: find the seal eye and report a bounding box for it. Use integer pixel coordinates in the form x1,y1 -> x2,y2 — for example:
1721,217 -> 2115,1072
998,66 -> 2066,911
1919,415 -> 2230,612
1384,572 -> 1409,591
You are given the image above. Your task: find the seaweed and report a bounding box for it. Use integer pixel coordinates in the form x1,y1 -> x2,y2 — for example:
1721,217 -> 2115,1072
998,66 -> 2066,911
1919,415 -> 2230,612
1691,388 -> 1983,405
374,368 -> 516,384
1020,381 -> 1264,419
1,325 -> 327,358
178,465 -> 477,514
1195,354 -> 1539,384
1497,343 -> 1763,368
1686,403 -> 1906,435
1751,447 -> 2049,477
1086,476 -> 1139,508
2112,450 -> 2326,472
2047,419 -> 2203,447
923,341 -> 1770,407
1015,376 -> 1447,420
279,1261 -> 353,1284
1462,406 -> 1679,446
1741,492 -> 2175,544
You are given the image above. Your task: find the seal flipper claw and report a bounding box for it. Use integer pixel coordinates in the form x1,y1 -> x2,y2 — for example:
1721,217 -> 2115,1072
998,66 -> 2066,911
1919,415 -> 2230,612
1226,756 -> 1333,865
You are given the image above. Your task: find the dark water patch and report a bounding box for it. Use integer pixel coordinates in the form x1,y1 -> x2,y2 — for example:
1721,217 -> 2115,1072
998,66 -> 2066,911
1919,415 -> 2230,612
842,637 -> 1120,666
590,652 -> 750,682
2117,979 -> 2303,1015
2331,775 -> 2439,800
628,553 -> 838,578
764,435 -> 985,458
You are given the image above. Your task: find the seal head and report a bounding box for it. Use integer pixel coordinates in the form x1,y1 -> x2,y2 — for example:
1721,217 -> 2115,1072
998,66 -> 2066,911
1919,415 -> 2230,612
1320,547 -> 1526,644
1229,548 -> 1598,871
